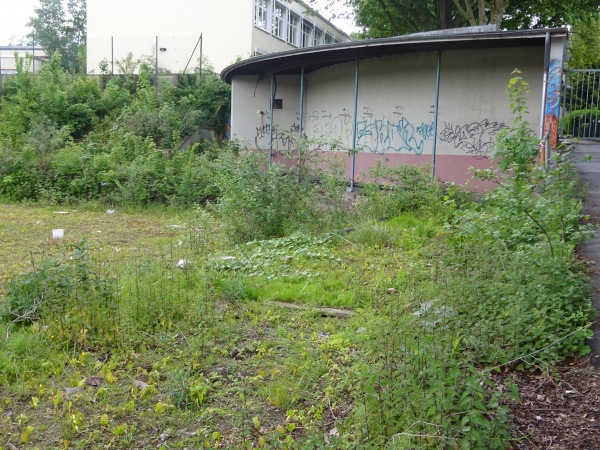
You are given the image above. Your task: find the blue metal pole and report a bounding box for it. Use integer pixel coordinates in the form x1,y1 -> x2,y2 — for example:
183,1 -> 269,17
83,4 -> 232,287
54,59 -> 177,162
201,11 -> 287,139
351,60 -> 359,190
299,66 -> 305,140
269,74 -> 274,164
431,52 -> 441,180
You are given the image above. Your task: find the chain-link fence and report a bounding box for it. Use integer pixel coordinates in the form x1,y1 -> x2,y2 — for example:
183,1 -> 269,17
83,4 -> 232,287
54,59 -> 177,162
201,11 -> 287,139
87,35 -> 203,76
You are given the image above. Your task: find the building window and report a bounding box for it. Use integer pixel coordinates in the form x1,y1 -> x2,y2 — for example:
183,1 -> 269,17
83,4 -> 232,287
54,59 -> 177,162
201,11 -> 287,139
272,2 -> 286,40
288,11 -> 300,46
302,20 -> 314,48
254,0 -> 343,47
255,0 -> 270,31
313,27 -> 324,46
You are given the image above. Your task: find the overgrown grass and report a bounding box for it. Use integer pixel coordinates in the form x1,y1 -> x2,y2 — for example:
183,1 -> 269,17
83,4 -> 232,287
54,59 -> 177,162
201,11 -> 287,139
0,73 -> 595,449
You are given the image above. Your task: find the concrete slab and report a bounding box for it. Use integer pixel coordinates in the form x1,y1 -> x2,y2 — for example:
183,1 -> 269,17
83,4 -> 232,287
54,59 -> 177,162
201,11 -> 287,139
572,140 -> 600,366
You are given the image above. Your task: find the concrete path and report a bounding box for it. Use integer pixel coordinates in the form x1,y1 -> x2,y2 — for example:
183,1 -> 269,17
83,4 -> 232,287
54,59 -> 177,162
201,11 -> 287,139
572,140 -> 600,367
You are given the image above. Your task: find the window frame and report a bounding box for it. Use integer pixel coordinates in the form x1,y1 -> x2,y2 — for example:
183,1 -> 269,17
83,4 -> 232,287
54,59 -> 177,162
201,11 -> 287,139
313,26 -> 324,46
272,1 -> 286,40
287,10 -> 301,46
301,20 -> 314,48
254,0 -> 271,31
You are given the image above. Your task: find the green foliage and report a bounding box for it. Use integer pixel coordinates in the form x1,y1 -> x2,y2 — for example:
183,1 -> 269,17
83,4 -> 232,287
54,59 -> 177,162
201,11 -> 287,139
28,0 -> 86,74
444,72 -> 595,368
563,108 -> 600,138
0,52 -> 232,205
0,67 -> 594,449
444,241 -> 592,367
359,163 -> 448,220
567,13 -> 600,69
215,150 -> 317,243
211,232 -> 336,280
324,299 -> 513,449
328,0 -> 599,38
1,241 -> 121,348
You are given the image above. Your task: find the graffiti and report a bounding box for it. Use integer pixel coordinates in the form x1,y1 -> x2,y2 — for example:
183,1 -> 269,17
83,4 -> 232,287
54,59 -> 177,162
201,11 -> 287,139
544,60 -> 562,148
356,114 -> 433,155
307,109 -> 354,149
256,107 -> 433,155
546,63 -> 562,113
439,119 -> 506,159
255,123 -> 299,151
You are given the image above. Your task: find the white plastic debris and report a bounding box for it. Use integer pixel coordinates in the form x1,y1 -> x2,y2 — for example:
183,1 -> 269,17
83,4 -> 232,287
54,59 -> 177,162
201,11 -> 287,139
106,209 -> 115,214
176,259 -> 189,268
52,229 -> 64,239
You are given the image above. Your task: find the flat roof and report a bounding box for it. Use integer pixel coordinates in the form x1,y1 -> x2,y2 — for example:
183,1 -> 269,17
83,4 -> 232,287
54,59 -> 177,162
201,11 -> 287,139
221,27 -> 568,83
0,46 -> 46,51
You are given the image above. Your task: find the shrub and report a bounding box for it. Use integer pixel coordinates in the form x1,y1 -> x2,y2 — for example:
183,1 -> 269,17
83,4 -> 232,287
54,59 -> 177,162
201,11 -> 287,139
563,108 -> 600,137
359,163 -> 447,220
215,149 -> 315,243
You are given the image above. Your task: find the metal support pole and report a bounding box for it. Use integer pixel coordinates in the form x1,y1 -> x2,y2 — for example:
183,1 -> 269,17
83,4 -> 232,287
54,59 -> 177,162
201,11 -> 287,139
155,36 -> 159,88
350,60 -> 359,190
200,34 -> 203,75
111,36 -> 114,75
269,74 -> 275,163
431,52 -> 442,180
539,31 -> 551,141
299,65 -> 305,140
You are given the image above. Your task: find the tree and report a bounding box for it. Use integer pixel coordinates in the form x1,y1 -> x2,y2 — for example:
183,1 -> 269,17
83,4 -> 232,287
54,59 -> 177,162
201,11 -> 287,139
568,13 -> 600,69
350,0 -> 461,37
28,0 -> 86,74
313,0 -> 600,38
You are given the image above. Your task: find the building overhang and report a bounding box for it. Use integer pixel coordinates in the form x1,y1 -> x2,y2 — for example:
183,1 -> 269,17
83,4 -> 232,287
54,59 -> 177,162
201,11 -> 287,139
221,27 -> 568,83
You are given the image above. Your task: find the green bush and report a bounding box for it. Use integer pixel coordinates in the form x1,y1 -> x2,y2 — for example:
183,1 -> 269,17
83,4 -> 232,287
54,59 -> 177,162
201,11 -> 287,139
563,108 -> 600,137
215,150 -> 315,243
0,52 -> 232,206
359,162 -> 447,220
445,72 -> 595,368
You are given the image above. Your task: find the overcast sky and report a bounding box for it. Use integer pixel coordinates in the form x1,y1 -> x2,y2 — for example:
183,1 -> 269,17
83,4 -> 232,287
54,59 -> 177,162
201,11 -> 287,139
0,0 -> 38,44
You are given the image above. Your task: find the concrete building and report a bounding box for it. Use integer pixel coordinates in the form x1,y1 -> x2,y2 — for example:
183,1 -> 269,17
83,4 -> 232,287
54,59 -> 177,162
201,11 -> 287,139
0,45 -> 47,75
0,46 -> 48,89
221,27 -> 568,189
86,0 -> 350,75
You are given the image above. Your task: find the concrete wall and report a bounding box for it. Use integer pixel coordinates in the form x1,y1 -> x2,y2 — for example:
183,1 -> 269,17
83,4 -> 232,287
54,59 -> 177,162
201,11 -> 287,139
230,44 -> 549,188
231,75 -> 301,150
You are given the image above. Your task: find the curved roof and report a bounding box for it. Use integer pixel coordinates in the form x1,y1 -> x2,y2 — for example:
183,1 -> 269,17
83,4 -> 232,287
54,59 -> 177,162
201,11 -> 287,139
221,27 -> 567,84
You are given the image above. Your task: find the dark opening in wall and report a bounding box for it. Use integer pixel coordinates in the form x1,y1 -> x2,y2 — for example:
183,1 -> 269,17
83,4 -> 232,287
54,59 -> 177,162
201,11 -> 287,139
273,99 -> 283,110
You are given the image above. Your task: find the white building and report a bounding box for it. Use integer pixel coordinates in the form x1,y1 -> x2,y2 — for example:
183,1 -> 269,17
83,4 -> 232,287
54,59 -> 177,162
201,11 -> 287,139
86,0 -> 350,75
0,46 -> 47,88
0,46 -> 47,75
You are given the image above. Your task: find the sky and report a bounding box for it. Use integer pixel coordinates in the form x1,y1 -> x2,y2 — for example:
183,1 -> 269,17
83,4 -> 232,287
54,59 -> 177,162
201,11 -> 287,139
0,0 -> 38,44
0,0 -> 357,45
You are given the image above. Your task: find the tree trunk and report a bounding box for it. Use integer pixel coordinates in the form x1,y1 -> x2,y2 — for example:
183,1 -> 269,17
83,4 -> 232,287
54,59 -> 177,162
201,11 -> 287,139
490,0 -> 510,27
453,0 -> 478,26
